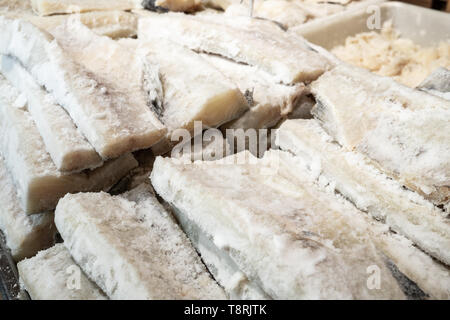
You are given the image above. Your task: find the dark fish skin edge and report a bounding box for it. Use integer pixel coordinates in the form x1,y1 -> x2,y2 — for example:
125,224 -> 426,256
141,0 -> 169,12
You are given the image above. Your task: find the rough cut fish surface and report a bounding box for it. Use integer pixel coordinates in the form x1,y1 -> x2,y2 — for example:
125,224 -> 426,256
311,64 -> 450,205
0,155 -> 55,261
0,17 -> 166,159
200,53 -> 304,130
0,74 -> 138,214
138,12 -> 332,84
55,184 -> 226,300
18,243 -> 107,300
277,119 -> 450,266
151,151 -> 405,299
31,0 -> 142,16
0,55 -> 103,173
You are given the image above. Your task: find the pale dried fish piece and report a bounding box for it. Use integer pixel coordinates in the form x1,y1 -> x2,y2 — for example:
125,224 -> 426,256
418,67 -> 450,101
277,119 -> 450,265
28,10 -> 138,39
49,20 -> 146,104
17,244 -> 107,300
138,12 -> 331,84
118,38 -> 248,156
0,80 -> 138,214
49,19 -> 167,150
31,0 -> 142,16
1,55 -> 103,173
132,40 -> 248,133
200,53 -> 304,130
151,151 -> 405,299
169,205 -> 270,299
225,1 -> 309,29
0,1 -> 137,39
0,18 -> 166,159
373,228 -> 450,300
310,64 -> 450,205
0,156 -> 55,262
276,120 -> 450,298
314,173 -> 450,299
55,184 -> 226,300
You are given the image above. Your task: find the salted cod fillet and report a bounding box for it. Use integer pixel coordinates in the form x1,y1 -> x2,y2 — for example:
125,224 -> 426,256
119,38 -> 248,155
168,150 -> 450,299
138,12 -> 331,84
169,204 -> 270,299
124,39 -> 249,133
0,75 -> 138,214
1,55 -> 103,173
0,156 -> 55,262
31,0 -> 142,16
17,244 -> 107,300
418,67 -> 450,101
361,214 -> 450,300
276,120 -> 450,299
0,1 -> 137,39
200,53 -> 305,130
28,11 -> 138,39
310,64 -> 450,205
151,151 -> 405,299
55,183 -> 226,300
49,19 -> 168,154
276,119 -> 450,265
0,17 -> 166,159
224,1 -> 309,29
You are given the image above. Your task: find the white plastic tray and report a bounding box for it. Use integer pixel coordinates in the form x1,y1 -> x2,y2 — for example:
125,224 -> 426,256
293,1 -> 450,49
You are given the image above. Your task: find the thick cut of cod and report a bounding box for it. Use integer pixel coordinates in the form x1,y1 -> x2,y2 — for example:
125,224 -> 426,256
276,120 -> 450,299
31,0 -> 142,16
171,169 -> 450,299
367,221 -> 450,300
200,53 -> 304,130
151,151 -> 405,299
0,0 -> 137,39
310,64 -> 450,205
55,184 -> 226,300
225,1 -> 309,29
49,19 -> 167,155
0,82 -> 138,214
138,13 -> 331,84
49,20 -> 156,111
118,38 -> 248,155
122,39 -> 248,133
276,119 -> 450,266
17,244 -> 107,300
0,18 -> 165,159
418,67 -> 450,101
1,55 -> 103,173
0,156 -> 55,262
28,11 -> 138,39
169,205 -> 271,299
